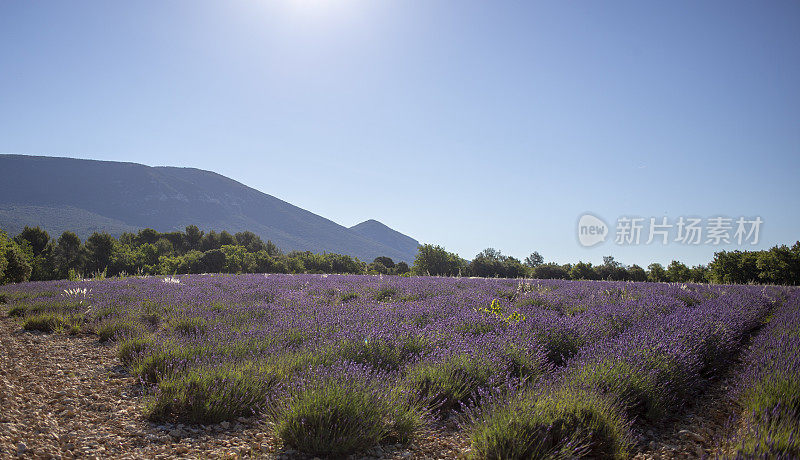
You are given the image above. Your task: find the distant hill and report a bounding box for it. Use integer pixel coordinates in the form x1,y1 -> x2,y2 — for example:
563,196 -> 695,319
350,220 -> 420,262
0,154 -> 419,262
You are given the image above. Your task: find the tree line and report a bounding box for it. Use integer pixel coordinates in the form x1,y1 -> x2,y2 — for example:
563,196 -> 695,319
0,226 -> 410,283
410,243 -> 800,285
0,226 -> 797,285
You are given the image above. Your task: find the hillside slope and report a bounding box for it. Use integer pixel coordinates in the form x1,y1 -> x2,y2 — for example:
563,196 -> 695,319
0,155 -> 418,262
350,220 -> 420,262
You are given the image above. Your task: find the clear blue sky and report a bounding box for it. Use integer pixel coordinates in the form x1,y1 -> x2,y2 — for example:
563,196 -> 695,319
1,1 -> 798,266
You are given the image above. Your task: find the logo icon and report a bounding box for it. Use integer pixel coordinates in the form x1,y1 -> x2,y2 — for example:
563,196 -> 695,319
577,214 -> 608,247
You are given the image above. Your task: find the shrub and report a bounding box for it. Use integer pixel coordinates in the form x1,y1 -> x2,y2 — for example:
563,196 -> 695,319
565,356 -> 684,421
734,415 -> 799,458
338,335 -> 430,371
147,361 -> 281,423
8,304 -> 25,317
169,316 -> 209,335
97,319 -> 142,342
340,292 -> 359,303
272,374 -> 424,456
23,313 -> 70,332
133,345 -> 204,382
375,287 -> 397,302
729,294 -> 800,457
536,328 -> 583,366
469,387 -> 631,459
500,344 -> 550,380
2,244 -> 32,283
117,335 -> 154,366
406,354 -> 498,414
11,299 -> 85,318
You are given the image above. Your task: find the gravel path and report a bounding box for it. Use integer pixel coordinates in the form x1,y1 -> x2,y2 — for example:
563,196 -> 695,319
0,317 -> 469,459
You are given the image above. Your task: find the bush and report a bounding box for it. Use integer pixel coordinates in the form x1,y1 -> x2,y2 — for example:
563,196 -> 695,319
117,335 -> 154,366
2,244 -> 32,283
339,292 -> 359,303
272,373 -> 424,456
22,313 -> 70,332
133,345 -> 205,383
97,319 -> 142,342
565,356 -> 683,421
406,354 -> 497,414
147,361 -> 281,423
532,263 -> 570,280
374,287 -> 397,302
500,343 -> 550,380
536,327 -> 583,366
337,335 -> 430,371
169,316 -> 209,335
469,387 -> 631,459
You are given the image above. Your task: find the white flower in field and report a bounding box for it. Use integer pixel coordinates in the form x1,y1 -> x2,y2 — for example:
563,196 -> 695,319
162,277 -> 181,284
62,287 -> 91,299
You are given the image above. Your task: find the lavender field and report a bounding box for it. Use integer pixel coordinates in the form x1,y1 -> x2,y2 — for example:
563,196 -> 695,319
2,274 -> 798,458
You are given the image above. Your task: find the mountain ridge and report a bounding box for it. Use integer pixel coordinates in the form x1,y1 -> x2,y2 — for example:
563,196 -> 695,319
0,154 -> 420,262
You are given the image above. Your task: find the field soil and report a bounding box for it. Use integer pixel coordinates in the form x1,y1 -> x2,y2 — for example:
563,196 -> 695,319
0,317 -> 470,459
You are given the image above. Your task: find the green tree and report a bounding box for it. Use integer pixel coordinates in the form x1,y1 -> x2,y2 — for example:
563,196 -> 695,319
155,238 -> 174,257
234,231 -> 267,253
201,231 -> 221,252
570,261 -> 598,280
0,231 -> 11,281
708,250 -> 760,284
469,248 -> 506,277
2,243 -> 32,283
15,226 -> 50,257
666,260 -> 691,282
373,256 -> 395,269
85,232 -> 116,274
756,243 -> 800,285
53,232 -> 85,279
137,228 -> 160,245
596,256 -> 627,280
689,264 -> 710,283
532,263 -> 570,280
221,244 -> 254,273
219,231 -> 236,247
627,264 -> 647,282
524,251 -> 544,268
184,225 -> 204,251
368,261 -> 389,274
647,263 -> 667,282
200,249 -> 226,273
412,244 -> 465,276
266,240 -> 282,257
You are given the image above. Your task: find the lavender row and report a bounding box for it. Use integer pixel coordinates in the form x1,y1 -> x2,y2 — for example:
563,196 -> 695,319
726,289 -> 800,458
466,284 -> 785,459
560,285 -> 779,421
